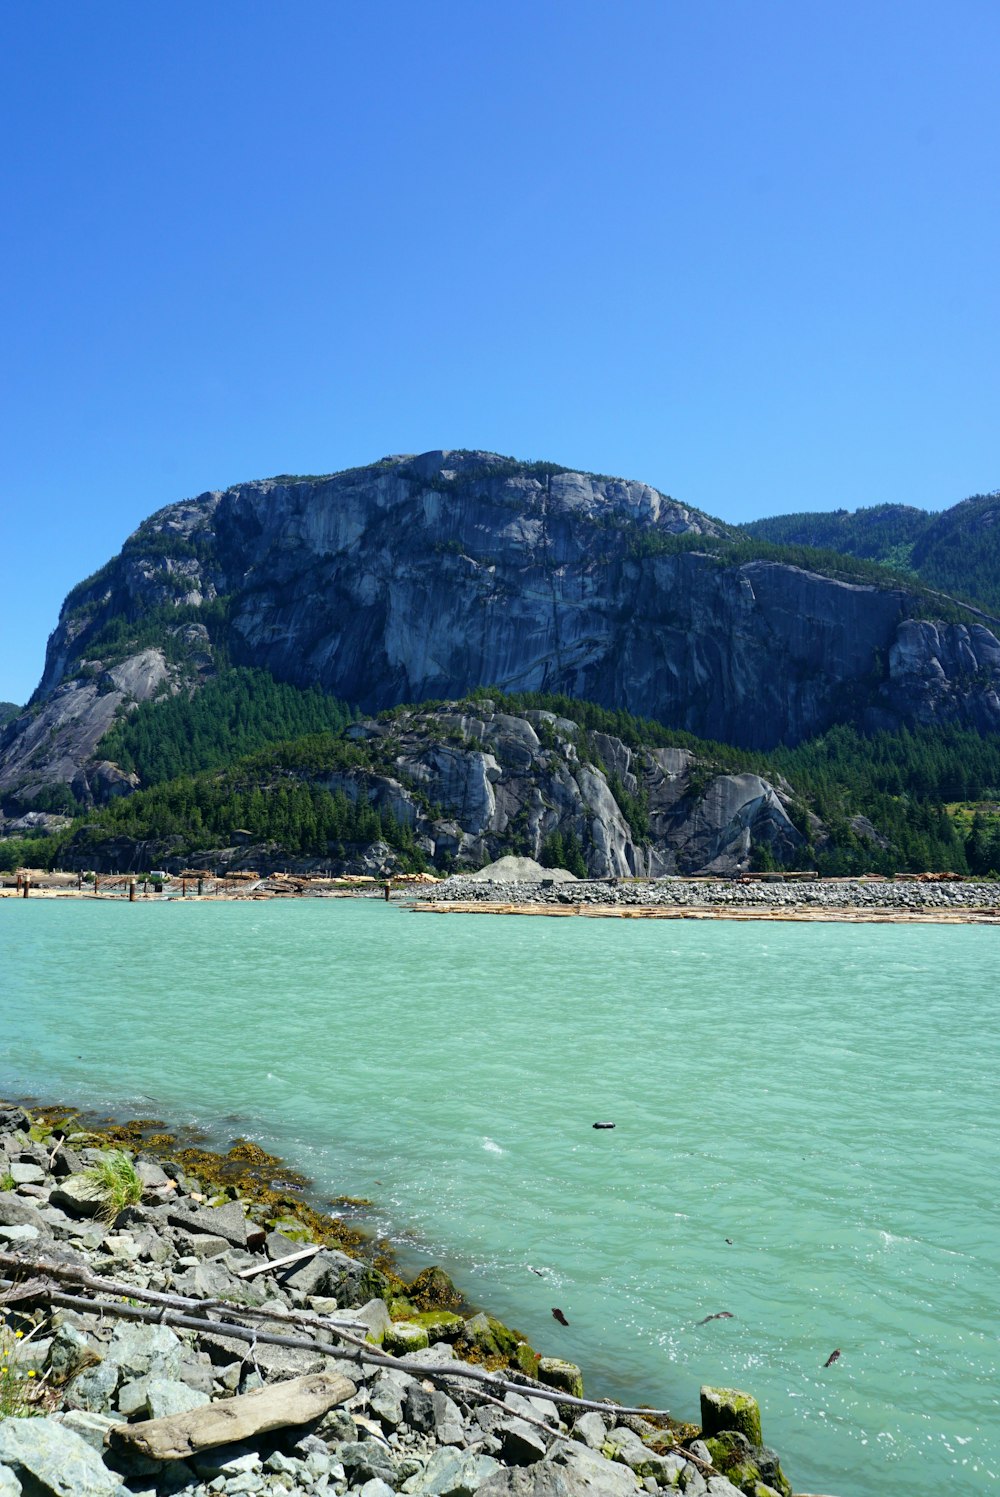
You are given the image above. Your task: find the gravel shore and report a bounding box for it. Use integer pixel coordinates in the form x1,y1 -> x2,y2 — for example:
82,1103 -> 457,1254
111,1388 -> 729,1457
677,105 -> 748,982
413,876 -> 1000,922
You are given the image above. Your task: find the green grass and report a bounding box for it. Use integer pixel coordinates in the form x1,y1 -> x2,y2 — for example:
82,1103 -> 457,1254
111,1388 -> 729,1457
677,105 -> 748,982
0,1323 -> 42,1416
84,1149 -> 143,1223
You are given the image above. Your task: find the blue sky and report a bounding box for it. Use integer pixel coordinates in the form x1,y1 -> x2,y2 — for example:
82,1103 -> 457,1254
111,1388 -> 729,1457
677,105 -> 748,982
2,1 -> 998,704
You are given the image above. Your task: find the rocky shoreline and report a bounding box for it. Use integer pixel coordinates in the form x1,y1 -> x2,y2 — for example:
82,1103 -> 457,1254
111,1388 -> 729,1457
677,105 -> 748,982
0,1103 -> 803,1497
414,875 -> 1000,923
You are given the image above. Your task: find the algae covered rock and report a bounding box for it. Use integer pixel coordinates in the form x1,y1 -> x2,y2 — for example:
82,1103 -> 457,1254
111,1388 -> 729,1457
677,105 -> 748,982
408,1265 -> 464,1311
407,1309 -> 466,1342
701,1426 -> 792,1497
537,1357 -> 584,1399
383,1320 -> 430,1355
699,1385 -> 763,1447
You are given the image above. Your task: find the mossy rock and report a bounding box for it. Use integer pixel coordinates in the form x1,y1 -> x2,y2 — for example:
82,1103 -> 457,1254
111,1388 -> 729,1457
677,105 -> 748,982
511,1340 -> 542,1377
537,1356 -> 584,1400
268,1217 -> 313,1242
407,1265 -> 464,1311
383,1321 -> 430,1355
388,1296 -> 417,1320
407,1309 -> 465,1341
702,1431 -> 792,1497
699,1386 -> 763,1447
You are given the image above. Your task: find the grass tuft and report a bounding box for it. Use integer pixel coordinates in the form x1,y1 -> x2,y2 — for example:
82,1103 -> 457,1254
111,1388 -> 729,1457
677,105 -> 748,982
84,1149 -> 143,1223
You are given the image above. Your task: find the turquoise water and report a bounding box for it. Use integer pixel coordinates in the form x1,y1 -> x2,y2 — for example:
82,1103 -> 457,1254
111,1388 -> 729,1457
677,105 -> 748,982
1,899 -> 998,1495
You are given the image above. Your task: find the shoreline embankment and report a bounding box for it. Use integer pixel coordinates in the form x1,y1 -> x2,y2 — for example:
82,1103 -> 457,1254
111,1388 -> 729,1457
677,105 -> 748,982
411,874 -> 1000,925
0,1100 -> 804,1496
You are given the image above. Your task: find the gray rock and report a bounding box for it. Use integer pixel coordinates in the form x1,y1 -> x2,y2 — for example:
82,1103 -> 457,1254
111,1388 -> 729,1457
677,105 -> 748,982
478,1450 -> 635,1496
404,1385 -> 466,1445
7,1162 -> 45,1185
0,1414 -> 128,1496
103,1322 -> 186,1381
49,1176 -> 103,1219
337,1440 -> 399,1487
370,1369 -> 418,1428
360,1480 -> 397,1497
705,1480 -> 745,1497
570,1413 -> 606,1450
54,1410 -> 119,1453
0,1467 -> 20,1497
407,1446 -> 502,1495
199,1329 -> 326,1379
133,1159 -> 171,1190
166,1201 -> 261,1250
498,1417 -> 548,1465
145,1378 -> 213,1421
0,1223 -> 40,1244
172,1259 -> 265,1307
0,1195 -> 46,1229
66,1359 -> 121,1414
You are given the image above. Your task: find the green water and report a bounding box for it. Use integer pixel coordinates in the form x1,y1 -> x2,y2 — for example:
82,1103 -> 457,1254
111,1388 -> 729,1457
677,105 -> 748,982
1,899 -> 997,1495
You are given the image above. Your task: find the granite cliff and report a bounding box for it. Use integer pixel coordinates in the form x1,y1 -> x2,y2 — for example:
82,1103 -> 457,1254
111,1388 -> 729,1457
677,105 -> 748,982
3,450 -> 1000,811
59,699 -> 810,878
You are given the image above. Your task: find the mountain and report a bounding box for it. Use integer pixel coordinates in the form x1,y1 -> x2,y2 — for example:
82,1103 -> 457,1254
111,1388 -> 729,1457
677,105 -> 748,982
16,694 -> 996,879
2,450 -> 1000,813
745,491 -> 1000,612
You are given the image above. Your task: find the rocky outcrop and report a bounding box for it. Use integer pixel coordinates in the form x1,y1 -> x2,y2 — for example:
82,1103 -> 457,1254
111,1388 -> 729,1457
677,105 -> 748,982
58,701 -> 808,878
4,450 -> 999,804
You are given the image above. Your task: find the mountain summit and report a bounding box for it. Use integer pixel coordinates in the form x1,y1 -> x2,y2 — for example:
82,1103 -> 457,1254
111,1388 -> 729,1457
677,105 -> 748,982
3,450 -> 1000,807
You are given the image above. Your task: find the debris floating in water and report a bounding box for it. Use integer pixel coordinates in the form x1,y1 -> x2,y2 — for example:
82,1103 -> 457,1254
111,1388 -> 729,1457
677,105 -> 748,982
552,1307 -> 569,1326
592,1122 -> 616,1129
823,1348 -> 842,1367
697,1311 -> 734,1325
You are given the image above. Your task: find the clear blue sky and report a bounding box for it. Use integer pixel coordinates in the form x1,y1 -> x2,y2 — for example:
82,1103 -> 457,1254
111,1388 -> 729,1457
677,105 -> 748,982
2,1 -> 997,704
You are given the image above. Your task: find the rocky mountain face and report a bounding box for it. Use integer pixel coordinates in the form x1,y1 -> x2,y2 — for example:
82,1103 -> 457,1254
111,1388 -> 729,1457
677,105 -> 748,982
60,700 -> 811,877
4,450 -> 1000,808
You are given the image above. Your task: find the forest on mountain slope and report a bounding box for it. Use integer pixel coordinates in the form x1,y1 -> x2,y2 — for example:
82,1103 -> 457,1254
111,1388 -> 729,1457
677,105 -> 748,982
744,492 -> 1000,614
4,694 -> 999,878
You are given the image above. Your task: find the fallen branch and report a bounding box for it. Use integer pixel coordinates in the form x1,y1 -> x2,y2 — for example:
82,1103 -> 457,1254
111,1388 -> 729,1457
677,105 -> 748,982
0,1252 -> 679,1421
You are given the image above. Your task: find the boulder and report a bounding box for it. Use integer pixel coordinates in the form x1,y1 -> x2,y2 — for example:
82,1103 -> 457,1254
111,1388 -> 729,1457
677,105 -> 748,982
0,1415 -> 127,1496
699,1386 -> 763,1447
408,1446 -> 502,1495
537,1357 -> 584,1400
404,1384 -> 467,1445
499,1416 -> 548,1465
48,1177 -> 103,1219
384,1320 -> 430,1356
0,1195 -> 46,1230
337,1440 -> 399,1488
409,1309 -> 466,1342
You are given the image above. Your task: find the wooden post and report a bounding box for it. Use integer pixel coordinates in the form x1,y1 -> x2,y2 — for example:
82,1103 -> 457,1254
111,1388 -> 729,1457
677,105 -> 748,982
15,873 -> 21,892
197,878 -> 203,896
22,877 -> 29,898
383,880 -> 391,902
94,872 -> 100,894
182,878 -> 187,896
129,880 -> 136,902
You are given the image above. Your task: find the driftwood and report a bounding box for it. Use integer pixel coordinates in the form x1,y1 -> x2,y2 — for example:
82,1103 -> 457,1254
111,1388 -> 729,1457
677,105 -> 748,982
0,1252 -> 679,1421
110,1370 -> 356,1459
237,1243 -> 321,1280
